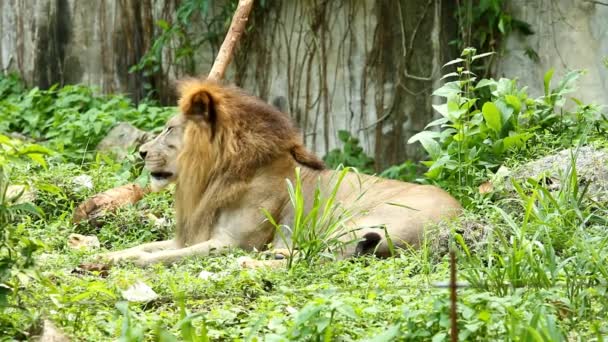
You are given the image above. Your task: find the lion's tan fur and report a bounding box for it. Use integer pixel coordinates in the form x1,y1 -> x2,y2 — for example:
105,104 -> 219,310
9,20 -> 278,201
102,79 -> 462,267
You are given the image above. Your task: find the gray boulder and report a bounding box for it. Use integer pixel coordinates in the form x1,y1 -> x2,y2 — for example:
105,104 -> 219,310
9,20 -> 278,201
509,146 -> 608,201
96,123 -> 152,159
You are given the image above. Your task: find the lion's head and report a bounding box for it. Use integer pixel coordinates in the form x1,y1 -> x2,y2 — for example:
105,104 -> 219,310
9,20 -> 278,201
139,79 -> 323,195
138,115 -> 186,192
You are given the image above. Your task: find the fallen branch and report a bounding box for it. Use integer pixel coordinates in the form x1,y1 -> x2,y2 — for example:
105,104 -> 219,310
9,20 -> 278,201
72,184 -> 148,224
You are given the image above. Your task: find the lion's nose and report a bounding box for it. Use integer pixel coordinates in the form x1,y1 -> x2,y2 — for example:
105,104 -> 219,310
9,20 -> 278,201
139,150 -> 148,159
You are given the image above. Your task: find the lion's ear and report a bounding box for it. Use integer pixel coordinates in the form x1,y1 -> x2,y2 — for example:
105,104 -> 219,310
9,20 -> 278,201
182,90 -> 216,124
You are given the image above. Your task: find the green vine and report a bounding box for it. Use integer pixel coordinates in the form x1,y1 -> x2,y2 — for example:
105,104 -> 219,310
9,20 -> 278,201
130,0 -> 236,100
454,0 -> 534,76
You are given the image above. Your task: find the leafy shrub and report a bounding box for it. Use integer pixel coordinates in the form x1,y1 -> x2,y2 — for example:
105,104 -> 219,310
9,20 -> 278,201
0,134 -> 48,336
408,48 -> 597,194
379,160 -> 419,183
323,130 -> 375,174
0,74 -> 175,163
0,73 -> 24,99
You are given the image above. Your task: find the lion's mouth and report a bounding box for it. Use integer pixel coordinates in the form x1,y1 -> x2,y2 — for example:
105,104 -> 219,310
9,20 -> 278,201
150,171 -> 174,180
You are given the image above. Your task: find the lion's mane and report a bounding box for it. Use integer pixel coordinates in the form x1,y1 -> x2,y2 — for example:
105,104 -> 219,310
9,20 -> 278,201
174,79 -> 323,246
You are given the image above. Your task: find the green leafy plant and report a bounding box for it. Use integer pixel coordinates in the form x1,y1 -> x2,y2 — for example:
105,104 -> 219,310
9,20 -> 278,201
527,68 -> 585,131
0,134 -> 48,336
263,166 -> 364,269
116,295 -> 210,342
0,74 -> 175,163
285,294 -> 358,340
408,48 -> 593,200
379,160 -> 419,182
0,73 -> 24,99
323,130 -> 375,174
408,48 -> 532,190
130,0 -> 235,100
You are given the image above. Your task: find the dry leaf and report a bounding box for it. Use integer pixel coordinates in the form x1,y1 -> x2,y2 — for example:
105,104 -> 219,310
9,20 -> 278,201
237,256 -> 285,269
478,181 -> 494,194
72,183 -> 148,223
72,263 -> 111,278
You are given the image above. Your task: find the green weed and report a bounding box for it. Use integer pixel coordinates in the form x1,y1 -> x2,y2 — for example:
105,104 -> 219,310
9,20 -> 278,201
263,166 -> 364,269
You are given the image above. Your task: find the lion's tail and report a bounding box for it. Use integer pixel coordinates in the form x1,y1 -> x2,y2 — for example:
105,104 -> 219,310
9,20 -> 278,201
291,144 -> 325,170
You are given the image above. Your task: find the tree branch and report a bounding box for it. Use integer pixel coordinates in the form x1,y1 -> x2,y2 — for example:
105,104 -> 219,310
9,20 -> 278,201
586,0 -> 608,6
74,1 -> 255,225
208,0 -> 255,81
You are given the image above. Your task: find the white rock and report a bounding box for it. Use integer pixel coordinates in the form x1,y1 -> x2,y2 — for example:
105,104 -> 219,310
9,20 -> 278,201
198,270 -> 226,281
121,281 -> 158,302
72,175 -> 94,192
146,213 -> 168,228
96,122 -> 152,159
67,233 -> 100,250
6,184 -> 36,204
36,319 -> 70,342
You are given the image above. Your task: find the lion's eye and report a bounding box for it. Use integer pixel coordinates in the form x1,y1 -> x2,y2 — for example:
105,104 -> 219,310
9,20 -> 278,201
168,144 -> 176,149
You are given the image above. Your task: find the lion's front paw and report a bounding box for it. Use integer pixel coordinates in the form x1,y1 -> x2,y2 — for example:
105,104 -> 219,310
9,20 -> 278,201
99,250 -> 148,266
131,253 -> 164,268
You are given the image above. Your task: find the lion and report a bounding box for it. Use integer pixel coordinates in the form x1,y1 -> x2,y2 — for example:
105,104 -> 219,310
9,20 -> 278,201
102,79 -> 462,267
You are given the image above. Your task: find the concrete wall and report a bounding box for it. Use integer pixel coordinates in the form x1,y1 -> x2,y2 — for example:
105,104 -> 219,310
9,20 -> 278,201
2,0 -> 605,167
498,0 -> 608,106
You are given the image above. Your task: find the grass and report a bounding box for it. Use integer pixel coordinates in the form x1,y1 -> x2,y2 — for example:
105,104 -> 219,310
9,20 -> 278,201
262,166 -> 365,269
1,140 -> 606,341
1,73 -> 608,340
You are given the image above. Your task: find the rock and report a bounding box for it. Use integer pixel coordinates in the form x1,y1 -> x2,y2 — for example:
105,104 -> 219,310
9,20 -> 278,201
72,175 -> 94,192
146,213 -> 168,228
508,146 -> 608,201
198,270 -> 226,281
5,184 -> 36,204
432,217 -> 491,256
34,320 -> 70,342
96,122 -> 151,159
67,234 -> 100,250
121,281 -> 158,302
